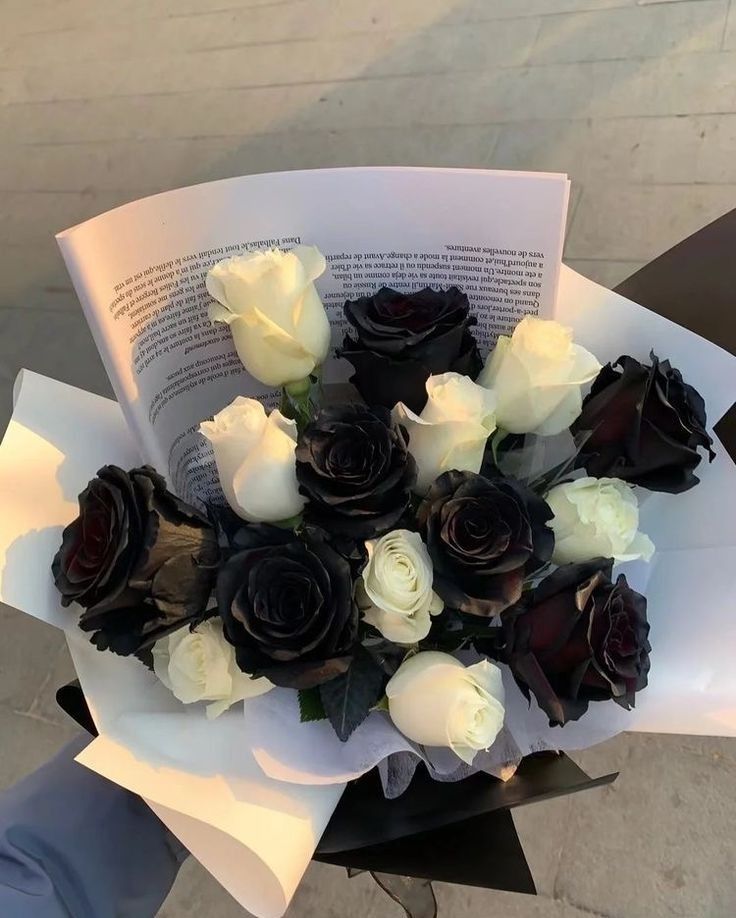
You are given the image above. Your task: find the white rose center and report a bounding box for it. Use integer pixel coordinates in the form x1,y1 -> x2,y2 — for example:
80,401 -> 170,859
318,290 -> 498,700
367,533 -> 433,616
361,530 -> 442,644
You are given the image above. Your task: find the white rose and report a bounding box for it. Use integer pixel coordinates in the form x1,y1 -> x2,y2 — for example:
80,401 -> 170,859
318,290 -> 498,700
359,530 -> 443,644
206,245 -> 331,387
386,652 -> 505,765
200,396 -> 304,523
547,476 -> 655,565
393,372 -> 497,495
152,619 -> 272,719
477,317 -> 601,436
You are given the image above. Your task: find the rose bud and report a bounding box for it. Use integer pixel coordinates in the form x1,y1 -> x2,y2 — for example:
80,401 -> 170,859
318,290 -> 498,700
547,477 -> 654,566
296,404 -> 417,539
477,317 -> 601,436
574,354 -> 715,493
418,470 -> 554,617
206,246 -> 331,387
52,466 -> 219,655
502,558 -> 651,726
200,396 -> 304,523
358,529 -> 443,645
152,619 -> 272,719
394,372 -> 497,495
216,524 -> 358,689
386,652 -> 505,765
338,286 -> 482,414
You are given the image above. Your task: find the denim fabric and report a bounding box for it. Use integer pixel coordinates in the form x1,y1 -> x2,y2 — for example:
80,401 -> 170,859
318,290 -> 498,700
0,735 -> 185,917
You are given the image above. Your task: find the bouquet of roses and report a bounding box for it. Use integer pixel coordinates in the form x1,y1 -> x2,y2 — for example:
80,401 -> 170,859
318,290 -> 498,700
50,243 -> 717,768
3,167 -> 736,918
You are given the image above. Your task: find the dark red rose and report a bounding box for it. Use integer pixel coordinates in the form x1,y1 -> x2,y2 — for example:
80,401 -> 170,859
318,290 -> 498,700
502,558 -> 651,726
338,286 -> 482,413
295,404 -> 416,539
574,354 -> 715,493
216,524 -> 358,689
52,466 -> 218,655
418,470 -> 554,617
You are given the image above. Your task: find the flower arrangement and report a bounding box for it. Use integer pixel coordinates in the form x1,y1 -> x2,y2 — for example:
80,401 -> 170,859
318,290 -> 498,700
51,245 -> 715,763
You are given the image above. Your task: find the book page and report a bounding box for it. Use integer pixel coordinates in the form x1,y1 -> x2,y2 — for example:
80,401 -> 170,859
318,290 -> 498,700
57,168 -> 569,505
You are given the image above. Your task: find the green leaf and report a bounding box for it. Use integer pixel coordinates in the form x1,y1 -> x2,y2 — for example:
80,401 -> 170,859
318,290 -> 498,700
280,371 -> 324,435
298,687 -> 327,723
272,513 -> 304,531
319,646 -> 386,741
490,428 -> 509,465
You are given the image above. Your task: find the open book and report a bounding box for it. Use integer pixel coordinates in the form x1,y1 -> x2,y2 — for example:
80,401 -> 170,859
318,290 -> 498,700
57,168 -> 570,506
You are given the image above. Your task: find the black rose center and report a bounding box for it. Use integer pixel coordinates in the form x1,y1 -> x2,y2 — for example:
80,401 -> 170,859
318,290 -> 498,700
52,465 -> 218,656
420,471 -> 553,617
576,354 -> 714,493
373,296 -> 435,332
70,489 -> 118,580
296,406 -> 416,539
325,429 -> 385,485
602,598 -> 639,671
442,496 -> 521,565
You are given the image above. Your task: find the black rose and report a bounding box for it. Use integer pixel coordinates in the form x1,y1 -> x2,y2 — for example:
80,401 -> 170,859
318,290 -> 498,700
418,470 -> 554,617
216,525 -> 358,689
338,286 -> 482,413
574,354 -> 715,493
295,404 -> 416,539
502,558 -> 650,726
52,466 -> 219,655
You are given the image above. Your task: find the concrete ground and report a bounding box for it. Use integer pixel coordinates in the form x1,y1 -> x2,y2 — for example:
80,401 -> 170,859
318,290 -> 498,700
1,0 -> 735,915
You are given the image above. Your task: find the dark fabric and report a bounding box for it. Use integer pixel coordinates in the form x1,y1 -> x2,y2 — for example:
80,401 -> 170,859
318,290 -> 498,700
0,735 -> 185,918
